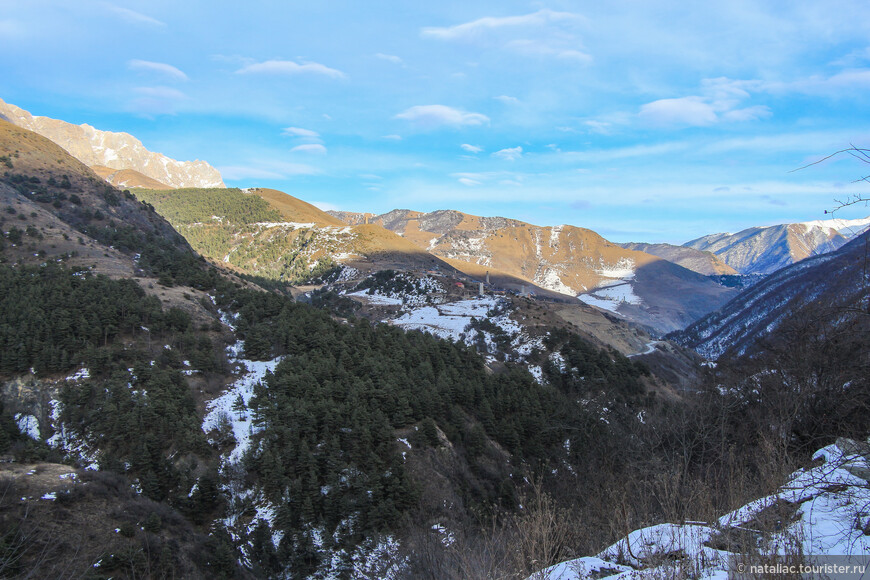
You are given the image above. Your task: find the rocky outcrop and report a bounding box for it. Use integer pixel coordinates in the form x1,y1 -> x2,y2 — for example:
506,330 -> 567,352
0,98 -> 224,189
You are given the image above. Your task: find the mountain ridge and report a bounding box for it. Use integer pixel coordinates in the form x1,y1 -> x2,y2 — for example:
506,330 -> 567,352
0,98 -> 225,189
683,217 -> 870,275
330,208 -> 739,333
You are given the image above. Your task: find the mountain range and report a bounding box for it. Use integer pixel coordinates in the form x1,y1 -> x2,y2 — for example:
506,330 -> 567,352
1,103 -> 869,578
329,209 -> 740,334
683,217 -> 870,275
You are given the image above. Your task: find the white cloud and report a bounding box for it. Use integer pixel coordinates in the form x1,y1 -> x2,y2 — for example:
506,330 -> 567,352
638,79 -> 772,128
639,97 -> 718,127
421,9 -> 586,40
461,144 -> 483,153
458,177 -> 482,186
382,134 -> 403,140
236,59 -> 346,79
128,60 -> 188,81
395,105 -> 489,128
421,9 -> 591,65
102,3 -> 165,27
494,95 -> 519,104
492,146 -> 523,161
282,127 -> 320,138
776,69 -> 870,95
290,143 -> 327,154
375,53 -> 404,65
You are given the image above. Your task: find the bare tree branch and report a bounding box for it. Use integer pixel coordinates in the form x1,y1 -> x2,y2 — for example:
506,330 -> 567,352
791,145 -> 870,214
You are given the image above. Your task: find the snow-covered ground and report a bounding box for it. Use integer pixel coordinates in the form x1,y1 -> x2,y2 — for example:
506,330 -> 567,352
530,438 -> 870,579
344,274 -> 445,307
201,342 -> 282,467
577,259 -> 642,314
15,413 -> 40,440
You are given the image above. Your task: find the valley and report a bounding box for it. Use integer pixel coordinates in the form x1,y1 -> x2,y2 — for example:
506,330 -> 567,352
0,100 -> 868,580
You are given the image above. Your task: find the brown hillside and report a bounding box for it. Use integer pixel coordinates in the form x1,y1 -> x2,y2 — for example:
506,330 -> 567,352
91,165 -> 173,190
251,188 -> 345,226
337,206 -> 739,333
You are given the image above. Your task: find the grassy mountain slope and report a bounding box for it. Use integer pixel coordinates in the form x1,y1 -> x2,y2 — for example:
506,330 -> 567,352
133,187 -> 469,285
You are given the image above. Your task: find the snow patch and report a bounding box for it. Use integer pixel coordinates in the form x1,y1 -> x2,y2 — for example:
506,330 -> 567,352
15,414 -> 40,440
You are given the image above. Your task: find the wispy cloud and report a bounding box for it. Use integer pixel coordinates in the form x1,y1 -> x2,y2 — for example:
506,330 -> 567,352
395,105 -> 489,129
492,146 -> 522,161
290,143 -> 327,154
771,69 -> 870,96
421,9 -> 591,65
102,3 -> 165,27
461,144 -> 483,153
134,86 -> 186,100
128,59 -> 188,81
421,9 -> 586,40
458,177 -> 482,186
494,95 -> 519,104
375,53 -> 404,65
282,127 -> 320,138
236,59 -> 346,79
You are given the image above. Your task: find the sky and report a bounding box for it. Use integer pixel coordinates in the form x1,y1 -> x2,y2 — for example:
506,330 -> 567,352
1,0 -> 870,243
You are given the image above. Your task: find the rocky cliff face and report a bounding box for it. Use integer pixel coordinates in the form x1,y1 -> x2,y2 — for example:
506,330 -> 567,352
0,98 -> 224,189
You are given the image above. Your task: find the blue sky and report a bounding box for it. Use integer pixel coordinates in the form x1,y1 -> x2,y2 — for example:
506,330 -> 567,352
2,0 -> 869,243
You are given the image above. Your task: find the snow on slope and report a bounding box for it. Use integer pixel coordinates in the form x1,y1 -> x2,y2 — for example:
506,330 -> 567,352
577,259 -> 642,314
531,438 -> 870,579
391,296 -> 545,372
684,217 -> 870,276
800,216 -> 870,237
392,297 -> 498,340
201,342 -> 281,467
